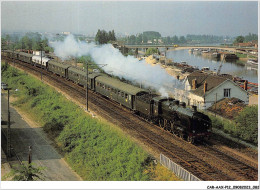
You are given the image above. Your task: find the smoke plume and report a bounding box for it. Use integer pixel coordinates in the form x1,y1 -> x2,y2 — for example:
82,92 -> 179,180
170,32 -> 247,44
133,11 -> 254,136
49,35 -> 184,96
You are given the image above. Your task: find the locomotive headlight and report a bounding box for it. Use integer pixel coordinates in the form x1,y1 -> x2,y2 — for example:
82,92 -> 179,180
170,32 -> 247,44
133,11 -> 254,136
192,130 -> 195,133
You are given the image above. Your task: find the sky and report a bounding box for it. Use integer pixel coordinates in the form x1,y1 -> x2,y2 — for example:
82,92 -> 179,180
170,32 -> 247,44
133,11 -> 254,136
1,1 -> 258,37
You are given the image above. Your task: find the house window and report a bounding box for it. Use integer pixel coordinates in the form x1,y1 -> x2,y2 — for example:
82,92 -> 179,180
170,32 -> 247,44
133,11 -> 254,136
224,89 -> 231,97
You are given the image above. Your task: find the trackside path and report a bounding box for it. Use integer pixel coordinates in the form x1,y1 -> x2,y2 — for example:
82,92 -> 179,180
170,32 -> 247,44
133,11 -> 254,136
1,92 -> 82,181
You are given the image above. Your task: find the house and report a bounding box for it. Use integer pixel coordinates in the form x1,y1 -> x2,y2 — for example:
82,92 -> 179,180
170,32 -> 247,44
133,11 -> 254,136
238,41 -> 258,48
174,71 -> 249,110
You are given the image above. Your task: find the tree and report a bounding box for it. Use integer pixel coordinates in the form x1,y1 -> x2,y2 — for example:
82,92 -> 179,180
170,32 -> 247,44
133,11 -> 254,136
3,162 -> 46,181
179,36 -> 186,44
142,35 -> 148,44
235,105 -> 258,144
95,29 -> 116,44
109,30 -> 116,41
136,34 -> 143,44
166,36 -> 171,44
172,35 -> 179,44
128,35 -> 136,45
145,48 -> 158,56
1,37 -> 7,49
244,33 -> 258,42
234,36 -> 245,44
95,29 -> 102,44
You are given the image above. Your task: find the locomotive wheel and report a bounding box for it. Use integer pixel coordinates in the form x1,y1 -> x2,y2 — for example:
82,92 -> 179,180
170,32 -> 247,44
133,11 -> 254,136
187,136 -> 194,144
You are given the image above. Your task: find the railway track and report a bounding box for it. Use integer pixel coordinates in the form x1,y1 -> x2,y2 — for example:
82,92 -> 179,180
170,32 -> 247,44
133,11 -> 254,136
198,143 -> 257,181
2,57 -> 258,181
208,137 -> 258,169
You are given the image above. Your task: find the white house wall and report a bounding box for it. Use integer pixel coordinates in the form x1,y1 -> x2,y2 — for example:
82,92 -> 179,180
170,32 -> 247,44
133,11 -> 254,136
205,80 -> 249,107
176,79 -> 248,110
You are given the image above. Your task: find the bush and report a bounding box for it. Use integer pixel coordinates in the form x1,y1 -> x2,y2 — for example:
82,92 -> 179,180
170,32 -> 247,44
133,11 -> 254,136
235,105 -> 258,145
208,115 -> 223,129
206,105 -> 258,145
145,48 -> 158,56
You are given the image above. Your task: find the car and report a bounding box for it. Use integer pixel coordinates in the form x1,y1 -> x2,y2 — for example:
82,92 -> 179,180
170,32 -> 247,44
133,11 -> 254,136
1,82 -> 8,90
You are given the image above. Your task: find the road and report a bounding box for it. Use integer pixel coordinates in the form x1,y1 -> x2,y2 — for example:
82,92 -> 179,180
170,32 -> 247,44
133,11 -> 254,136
1,92 -> 82,181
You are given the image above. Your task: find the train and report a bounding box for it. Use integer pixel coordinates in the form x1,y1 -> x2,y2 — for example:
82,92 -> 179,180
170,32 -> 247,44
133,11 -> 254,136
2,49 -> 212,143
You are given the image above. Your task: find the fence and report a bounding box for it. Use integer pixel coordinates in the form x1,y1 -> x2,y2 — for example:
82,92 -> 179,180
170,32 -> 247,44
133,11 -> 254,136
160,153 -> 201,181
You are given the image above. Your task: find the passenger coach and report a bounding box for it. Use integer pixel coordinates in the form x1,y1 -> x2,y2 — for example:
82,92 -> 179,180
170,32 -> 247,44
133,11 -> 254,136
95,75 -> 148,110
67,67 -> 87,86
48,60 -> 70,78
18,52 -> 33,64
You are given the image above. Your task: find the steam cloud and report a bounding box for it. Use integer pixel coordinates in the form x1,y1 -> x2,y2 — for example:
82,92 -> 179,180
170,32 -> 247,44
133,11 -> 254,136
49,35 -> 184,96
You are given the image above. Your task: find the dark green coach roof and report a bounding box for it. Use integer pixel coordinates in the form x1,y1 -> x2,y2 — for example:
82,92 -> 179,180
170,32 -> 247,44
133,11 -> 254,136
68,67 -> 87,76
48,60 -> 70,69
4,50 -> 13,53
4,50 -> 19,54
88,72 -> 103,79
19,52 -> 33,57
96,75 -> 148,95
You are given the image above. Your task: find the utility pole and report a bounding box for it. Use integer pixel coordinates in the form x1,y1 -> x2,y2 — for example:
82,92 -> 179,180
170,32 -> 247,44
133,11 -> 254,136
28,146 -> 32,164
7,88 -> 11,157
40,42 -> 43,81
12,44 -> 15,67
85,62 -> 107,111
86,61 -> 89,111
215,93 -> 217,117
28,146 -> 32,180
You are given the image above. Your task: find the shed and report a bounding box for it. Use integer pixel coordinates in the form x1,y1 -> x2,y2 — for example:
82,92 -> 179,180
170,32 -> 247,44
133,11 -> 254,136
32,55 -> 50,67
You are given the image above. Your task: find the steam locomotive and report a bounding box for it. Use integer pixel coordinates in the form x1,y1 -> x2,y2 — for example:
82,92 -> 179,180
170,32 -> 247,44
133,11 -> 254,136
2,50 -> 212,143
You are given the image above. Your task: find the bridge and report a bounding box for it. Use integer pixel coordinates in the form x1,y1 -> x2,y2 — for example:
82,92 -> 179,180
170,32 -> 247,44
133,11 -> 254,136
114,43 -> 258,58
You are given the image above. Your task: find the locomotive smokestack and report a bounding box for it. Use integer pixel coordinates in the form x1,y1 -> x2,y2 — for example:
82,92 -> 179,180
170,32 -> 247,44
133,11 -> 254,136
204,81 -> 208,94
244,80 -> 248,91
192,79 -> 197,90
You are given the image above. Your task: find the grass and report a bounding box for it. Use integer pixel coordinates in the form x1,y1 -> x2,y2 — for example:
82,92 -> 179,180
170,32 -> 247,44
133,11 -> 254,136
236,52 -> 247,58
1,62 -> 180,181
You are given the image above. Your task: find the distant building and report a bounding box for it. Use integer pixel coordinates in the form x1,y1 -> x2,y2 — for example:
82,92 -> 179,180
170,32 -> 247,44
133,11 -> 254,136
147,40 -> 153,44
173,72 -> 249,110
62,32 -> 71,35
158,39 -> 163,44
238,41 -> 258,48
